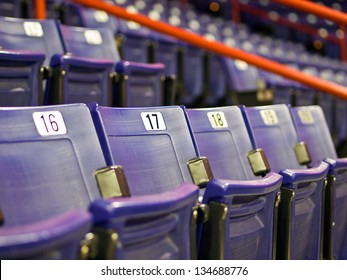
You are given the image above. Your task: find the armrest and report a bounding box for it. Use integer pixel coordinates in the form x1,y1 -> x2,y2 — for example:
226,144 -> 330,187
0,210 -> 92,259
115,60 -> 165,75
202,171 -> 282,204
0,49 -> 45,63
324,157 -> 347,173
280,161 -> 329,185
50,54 -> 115,70
90,183 -> 199,224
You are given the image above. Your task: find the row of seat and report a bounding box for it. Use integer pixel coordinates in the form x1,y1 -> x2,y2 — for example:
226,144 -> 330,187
0,15 -> 169,108
0,102 -> 346,260
54,0 -> 347,153
1,1 -> 346,135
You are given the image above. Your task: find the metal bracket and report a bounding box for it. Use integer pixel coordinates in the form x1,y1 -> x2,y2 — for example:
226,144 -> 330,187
276,187 -> 295,260
190,204 -> 209,260
272,191 -> 281,260
0,205 -> 4,226
198,201 -> 228,260
247,148 -> 270,176
113,73 -> 128,107
80,228 -> 121,260
38,66 -> 51,105
294,141 -> 311,166
94,165 -> 131,199
323,175 -> 336,260
187,157 -> 214,188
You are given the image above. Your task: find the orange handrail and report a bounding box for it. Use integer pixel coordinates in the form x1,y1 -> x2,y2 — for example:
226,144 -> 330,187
272,0 -> 347,26
71,0 -> 347,100
35,0 -> 46,20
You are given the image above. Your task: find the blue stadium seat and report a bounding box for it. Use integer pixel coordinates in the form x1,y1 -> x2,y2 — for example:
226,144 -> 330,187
59,23 -> 166,106
88,103 -> 199,259
0,103 -> 104,259
242,104 -> 329,259
186,106 -> 282,259
290,105 -> 347,260
0,49 -> 45,106
0,16 -> 114,106
0,0 -> 33,18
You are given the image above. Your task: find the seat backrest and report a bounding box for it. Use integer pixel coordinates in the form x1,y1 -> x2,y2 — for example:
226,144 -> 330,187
59,24 -> 120,62
186,106 -> 259,180
89,104 -> 199,195
0,0 -> 33,18
61,2 -> 119,31
114,60 -> 165,107
0,16 -> 64,66
242,104 -> 303,172
0,103 -> 104,227
290,105 -> 337,164
0,50 -> 45,106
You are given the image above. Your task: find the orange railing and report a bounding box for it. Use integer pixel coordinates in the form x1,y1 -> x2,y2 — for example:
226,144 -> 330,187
272,0 -> 347,25
35,0 -> 347,100
35,0 -> 46,20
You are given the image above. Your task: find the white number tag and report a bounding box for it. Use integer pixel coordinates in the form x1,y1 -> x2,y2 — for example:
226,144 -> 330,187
84,30 -> 103,45
260,109 -> 278,125
235,59 -> 249,71
23,22 -> 43,37
94,10 -> 109,23
33,111 -> 67,136
298,109 -> 314,124
141,112 -> 166,131
207,112 -> 228,128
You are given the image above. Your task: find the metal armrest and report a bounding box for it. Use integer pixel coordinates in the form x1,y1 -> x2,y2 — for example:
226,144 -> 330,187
50,54 -> 115,69
115,60 -> 165,74
89,183 -> 199,260
0,49 -> 45,63
90,183 -> 199,223
279,161 -> 329,185
202,171 -> 282,204
325,157 -> 347,173
0,210 -> 92,259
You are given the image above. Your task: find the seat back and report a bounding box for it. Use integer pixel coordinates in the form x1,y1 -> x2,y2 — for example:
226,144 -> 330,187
0,16 -> 64,67
114,61 -> 164,107
0,103 -> 105,258
61,2 -> 119,31
186,106 -> 258,180
0,0 -> 33,18
243,104 -> 302,171
0,50 -> 45,106
291,106 -> 337,163
89,104 -> 198,195
59,24 -> 120,62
